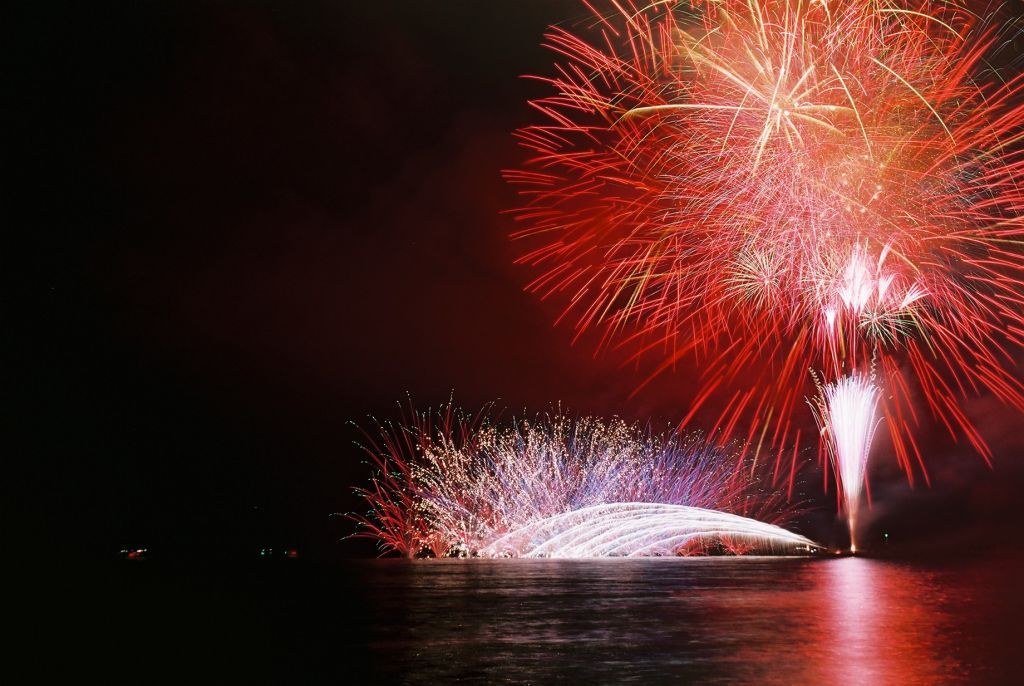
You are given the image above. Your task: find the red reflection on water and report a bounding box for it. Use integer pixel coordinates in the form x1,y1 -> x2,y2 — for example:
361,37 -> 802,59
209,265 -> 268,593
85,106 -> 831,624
810,558 -> 961,685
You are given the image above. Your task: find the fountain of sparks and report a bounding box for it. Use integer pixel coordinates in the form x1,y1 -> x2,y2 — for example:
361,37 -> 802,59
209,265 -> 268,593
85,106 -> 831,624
811,374 -> 882,553
479,503 -> 820,558
351,407 -> 819,558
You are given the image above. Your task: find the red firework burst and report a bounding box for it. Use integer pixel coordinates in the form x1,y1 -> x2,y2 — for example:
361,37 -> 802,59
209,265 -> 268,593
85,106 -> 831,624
506,0 -> 1024,489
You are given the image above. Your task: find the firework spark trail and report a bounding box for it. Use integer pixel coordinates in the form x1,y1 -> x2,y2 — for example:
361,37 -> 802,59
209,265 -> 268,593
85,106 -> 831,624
507,0 -> 1024,491
479,503 -> 819,558
810,373 -> 882,552
350,405 -> 811,557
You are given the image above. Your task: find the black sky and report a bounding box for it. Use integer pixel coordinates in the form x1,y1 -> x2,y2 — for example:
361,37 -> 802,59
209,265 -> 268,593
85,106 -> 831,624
11,0 -> 1024,560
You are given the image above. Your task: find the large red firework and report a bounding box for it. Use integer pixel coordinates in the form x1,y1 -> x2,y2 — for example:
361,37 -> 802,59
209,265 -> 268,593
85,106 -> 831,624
506,0 -> 1024,489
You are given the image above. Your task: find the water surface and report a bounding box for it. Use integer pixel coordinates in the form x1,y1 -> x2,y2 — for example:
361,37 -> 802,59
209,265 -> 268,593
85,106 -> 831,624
91,553 -> 1023,684
348,555 -> 1021,684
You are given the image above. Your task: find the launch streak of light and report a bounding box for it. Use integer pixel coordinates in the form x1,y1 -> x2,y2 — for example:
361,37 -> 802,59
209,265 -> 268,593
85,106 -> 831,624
810,374 -> 882,552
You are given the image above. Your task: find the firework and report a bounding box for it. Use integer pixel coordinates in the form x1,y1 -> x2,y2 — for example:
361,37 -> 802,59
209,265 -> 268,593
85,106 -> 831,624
350,405 -> 816,557
810,373 -> 882,551
480,503 -> 818,557
507,0 -> 1024,493
349,401 -> 479,558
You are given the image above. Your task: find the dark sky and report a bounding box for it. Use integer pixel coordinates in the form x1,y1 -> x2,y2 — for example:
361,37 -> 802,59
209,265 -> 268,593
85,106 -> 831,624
11,0 -> 1024,559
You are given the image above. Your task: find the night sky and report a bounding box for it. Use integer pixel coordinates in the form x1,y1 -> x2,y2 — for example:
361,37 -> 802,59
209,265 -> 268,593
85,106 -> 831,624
12,0 -> 1024,561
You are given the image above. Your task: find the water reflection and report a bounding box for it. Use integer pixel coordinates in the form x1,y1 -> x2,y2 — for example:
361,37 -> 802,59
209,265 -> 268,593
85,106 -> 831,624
811,558 -> 960,685
826,558 -> 888,684
348,555 -> 1021,684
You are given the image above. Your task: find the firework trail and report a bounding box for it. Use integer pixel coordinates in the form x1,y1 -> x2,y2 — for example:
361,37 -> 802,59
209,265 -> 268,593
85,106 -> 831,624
349,400 -> 482,558
350,405 -> 815,557
810,373 -> 882,551
507,0 -> 1024,494
479,502 -> 817,558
